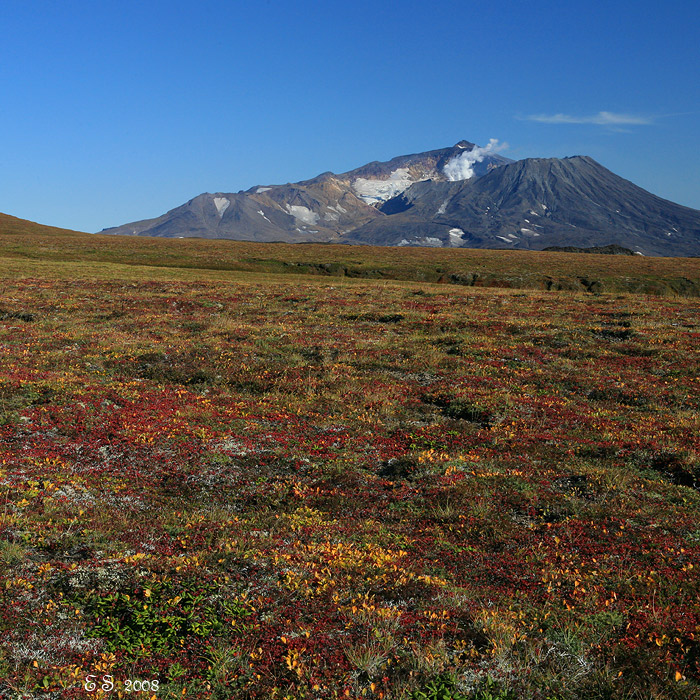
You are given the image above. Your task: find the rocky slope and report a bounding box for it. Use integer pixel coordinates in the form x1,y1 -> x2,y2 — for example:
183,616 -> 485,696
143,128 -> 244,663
99,142 -> 510,242
100,144 -> 700,256
345,156 -> 700,256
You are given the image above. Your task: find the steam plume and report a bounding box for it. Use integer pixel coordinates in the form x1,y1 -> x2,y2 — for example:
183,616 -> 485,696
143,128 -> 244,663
443,139 -> 508,181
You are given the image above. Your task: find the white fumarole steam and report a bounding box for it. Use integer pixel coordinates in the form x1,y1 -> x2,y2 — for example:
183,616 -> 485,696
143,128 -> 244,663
443,139 -> 508,181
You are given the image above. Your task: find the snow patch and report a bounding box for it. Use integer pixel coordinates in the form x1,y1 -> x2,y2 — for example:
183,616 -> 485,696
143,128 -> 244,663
353,168 -> 422,206
634,251 -> 645,256
286,204 -> 319,225
449,228 -> 465,246
324,211 -> 339,222
528,210 -> 539,216
256,187 -> 271,194
213,197 -> 230,218
520,228 -> 535,234
436,199 -> 449,215
398,236 -> 443,247
496,236 -> 514,243
257,209 -> 272,223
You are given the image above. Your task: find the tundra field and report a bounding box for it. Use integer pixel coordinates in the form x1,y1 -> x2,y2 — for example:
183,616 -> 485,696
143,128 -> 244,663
1,230 -> 700,699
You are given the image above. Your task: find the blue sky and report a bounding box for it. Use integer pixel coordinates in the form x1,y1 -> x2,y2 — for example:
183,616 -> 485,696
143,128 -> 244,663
1,0 -> 698,232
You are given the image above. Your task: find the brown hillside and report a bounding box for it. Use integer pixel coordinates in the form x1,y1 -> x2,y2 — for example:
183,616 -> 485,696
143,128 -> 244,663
0,212 -> 86,237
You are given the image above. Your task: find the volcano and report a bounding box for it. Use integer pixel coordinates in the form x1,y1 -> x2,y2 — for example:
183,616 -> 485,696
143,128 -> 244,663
100,144 -> 700,256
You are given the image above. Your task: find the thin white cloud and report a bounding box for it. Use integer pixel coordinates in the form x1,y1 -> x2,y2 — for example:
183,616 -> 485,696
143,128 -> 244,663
523,111 -> 653,126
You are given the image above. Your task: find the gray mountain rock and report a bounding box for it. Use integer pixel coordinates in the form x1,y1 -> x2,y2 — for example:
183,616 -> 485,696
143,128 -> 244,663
100,145 -> 700,256
345,156 -> 700,256
99,142 -> 510,242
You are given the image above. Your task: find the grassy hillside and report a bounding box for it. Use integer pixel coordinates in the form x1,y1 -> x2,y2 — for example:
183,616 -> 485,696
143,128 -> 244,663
2,212 -> 700,296
0,212 -> 88,238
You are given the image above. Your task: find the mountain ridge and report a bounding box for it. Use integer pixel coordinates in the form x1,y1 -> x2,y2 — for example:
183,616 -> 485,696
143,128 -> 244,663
99,142 -> 511,243
99,143 -> 700,256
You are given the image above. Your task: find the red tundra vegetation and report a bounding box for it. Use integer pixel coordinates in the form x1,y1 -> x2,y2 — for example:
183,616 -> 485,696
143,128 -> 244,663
0,256 -> 699,699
